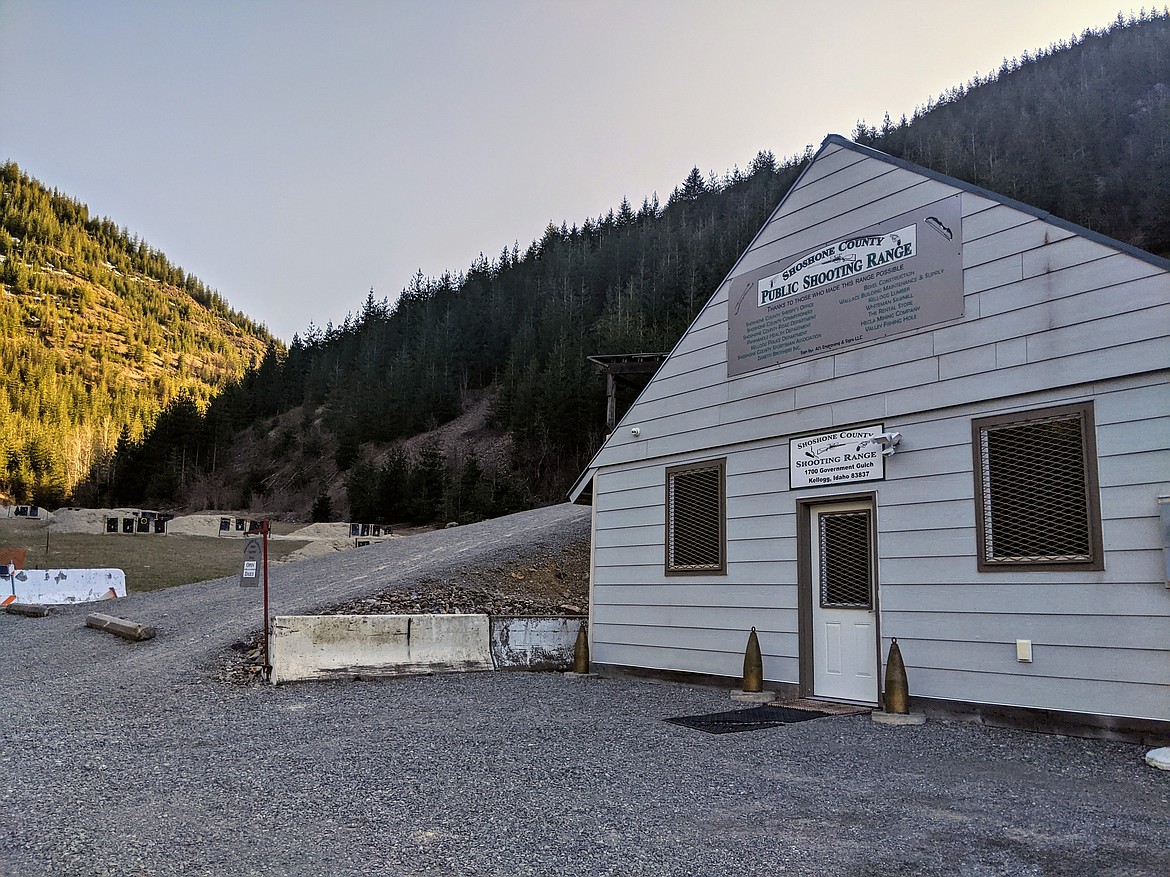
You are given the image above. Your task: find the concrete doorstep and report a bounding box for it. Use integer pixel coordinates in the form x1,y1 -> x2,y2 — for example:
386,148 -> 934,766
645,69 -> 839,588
1146,747 -> 1170,770
872,710 -> 928,726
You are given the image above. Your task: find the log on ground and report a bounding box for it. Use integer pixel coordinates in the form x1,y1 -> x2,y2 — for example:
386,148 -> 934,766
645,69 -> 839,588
85,613 -> 157,642
5,603 -> 52,618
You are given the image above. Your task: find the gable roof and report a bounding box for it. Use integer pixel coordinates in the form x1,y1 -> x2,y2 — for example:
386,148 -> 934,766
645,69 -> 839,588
569,134 -> 1170,503
830,135 -> 1170,273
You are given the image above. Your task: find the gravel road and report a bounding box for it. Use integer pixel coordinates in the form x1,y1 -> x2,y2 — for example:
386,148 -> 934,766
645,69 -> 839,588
2,503 -> 1167,876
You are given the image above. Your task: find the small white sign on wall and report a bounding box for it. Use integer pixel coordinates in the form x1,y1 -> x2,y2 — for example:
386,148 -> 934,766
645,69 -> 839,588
790,424 -> 886,489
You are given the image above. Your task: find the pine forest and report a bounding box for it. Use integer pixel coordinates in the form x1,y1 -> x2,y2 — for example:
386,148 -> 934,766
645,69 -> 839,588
3,12 -> 1168,526
0,163 -> 274,506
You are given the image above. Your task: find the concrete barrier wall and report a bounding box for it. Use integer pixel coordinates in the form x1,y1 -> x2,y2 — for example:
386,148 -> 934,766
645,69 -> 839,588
271,614 -> 494,684
271,614 -> 586,683
5,569 -> 125,605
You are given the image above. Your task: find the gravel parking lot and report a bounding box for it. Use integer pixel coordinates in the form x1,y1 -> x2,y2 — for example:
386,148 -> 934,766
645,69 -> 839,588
2,504 -> 1167,877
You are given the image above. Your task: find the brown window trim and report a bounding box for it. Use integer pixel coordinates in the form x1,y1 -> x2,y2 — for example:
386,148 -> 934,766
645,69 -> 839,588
971,402 -> 1104,572
664,458 -> 727,576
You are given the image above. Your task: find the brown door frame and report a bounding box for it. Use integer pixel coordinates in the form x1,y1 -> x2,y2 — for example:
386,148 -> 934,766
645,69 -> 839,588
796,491 -> 882,703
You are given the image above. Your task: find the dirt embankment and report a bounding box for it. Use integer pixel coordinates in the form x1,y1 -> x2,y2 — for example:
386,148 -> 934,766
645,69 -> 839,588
220,531 -> 591,683
325,536 -> 590,617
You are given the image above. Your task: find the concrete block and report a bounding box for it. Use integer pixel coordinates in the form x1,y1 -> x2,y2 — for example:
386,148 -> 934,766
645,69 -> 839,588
85,613 -> 157,641
271,614 -> 494,684
1146,747 -> 1170,770
731,689 -> 778,703
871,710 -> 927,726
490,616 -> 582,670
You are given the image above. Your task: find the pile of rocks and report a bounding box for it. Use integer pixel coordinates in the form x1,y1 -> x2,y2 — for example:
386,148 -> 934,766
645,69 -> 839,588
321,538 -> 592,619
215,636 -> 269,686
326,581 -> 583,618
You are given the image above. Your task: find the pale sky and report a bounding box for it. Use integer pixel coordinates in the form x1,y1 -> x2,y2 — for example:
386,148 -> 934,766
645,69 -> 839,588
0,0 -> 1138,340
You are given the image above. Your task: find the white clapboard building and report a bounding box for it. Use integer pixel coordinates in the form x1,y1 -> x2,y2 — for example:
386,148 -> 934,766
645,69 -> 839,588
570,135 -> 1170,742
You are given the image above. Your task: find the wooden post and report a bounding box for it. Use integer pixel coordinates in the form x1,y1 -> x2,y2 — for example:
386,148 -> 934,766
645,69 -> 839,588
605,373 -> 616,434
262,519 -> 271,677
6,603 -> 51,618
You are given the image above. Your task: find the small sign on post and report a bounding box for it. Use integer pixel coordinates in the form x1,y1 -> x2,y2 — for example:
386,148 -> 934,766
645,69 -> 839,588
239,522 -> 271,678
240,538 -> 263,588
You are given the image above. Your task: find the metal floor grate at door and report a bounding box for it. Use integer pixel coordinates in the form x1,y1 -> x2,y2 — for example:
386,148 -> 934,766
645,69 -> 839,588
664,704 -> 837,734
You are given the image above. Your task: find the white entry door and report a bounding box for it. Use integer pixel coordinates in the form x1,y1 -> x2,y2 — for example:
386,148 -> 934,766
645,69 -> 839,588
810,501 -> 879,704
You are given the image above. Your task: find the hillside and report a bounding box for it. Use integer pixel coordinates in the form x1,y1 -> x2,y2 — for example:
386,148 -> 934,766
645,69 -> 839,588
853,10 -> 1170,257
51,11 -> 1170,522
0,162 -> 276,505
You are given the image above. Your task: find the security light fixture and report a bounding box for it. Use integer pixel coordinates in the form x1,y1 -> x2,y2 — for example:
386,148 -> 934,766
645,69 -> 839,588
864,432 -> 902,456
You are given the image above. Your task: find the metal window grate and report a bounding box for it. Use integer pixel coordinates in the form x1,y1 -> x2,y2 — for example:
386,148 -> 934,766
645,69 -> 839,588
668,464 -> 723,571
979,412 -> 1092,564
819,511 -> 872,608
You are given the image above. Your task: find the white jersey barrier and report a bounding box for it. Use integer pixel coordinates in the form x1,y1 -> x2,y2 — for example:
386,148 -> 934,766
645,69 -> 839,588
271,614 -> 583,684
271,614 -> 494,684
4,569 -> 125,605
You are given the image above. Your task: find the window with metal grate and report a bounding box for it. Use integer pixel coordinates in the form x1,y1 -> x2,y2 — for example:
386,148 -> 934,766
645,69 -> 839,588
666,460 -> 726,574
973,403 -> 1103,571
819,510 -> 873,608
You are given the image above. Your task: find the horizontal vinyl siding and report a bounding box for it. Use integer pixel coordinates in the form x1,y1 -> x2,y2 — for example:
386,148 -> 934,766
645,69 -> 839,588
593,561 -> 796,589
882,582 -> 1170,617
593,642 -> 801,682
592,454 -> 801,678
745,178 -> 956,275
588,155 -> 1170,472
595,583 -> 799,610
596,622 -> 795,652
586,140 -> 1170,721
888,612 -> 1168,652
961,202 -> 1051,257
603,333 -> 1170,470
961,217 -> 1077,271
591,378 -> 1170,720
907,666 -> 1169,723
875,551 -> 1154,587
876,382 -> 1170,720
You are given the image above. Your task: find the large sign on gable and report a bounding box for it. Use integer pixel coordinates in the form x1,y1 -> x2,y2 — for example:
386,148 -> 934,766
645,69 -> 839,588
727,194 -> 963,376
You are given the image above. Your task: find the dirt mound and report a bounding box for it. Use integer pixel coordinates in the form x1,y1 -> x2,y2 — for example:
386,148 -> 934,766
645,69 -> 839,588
164,514 -> 228,537
285,522 -> 353,540
46,508 -> 373,545
280,536 -> 397,562
50,508 -> 142,534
